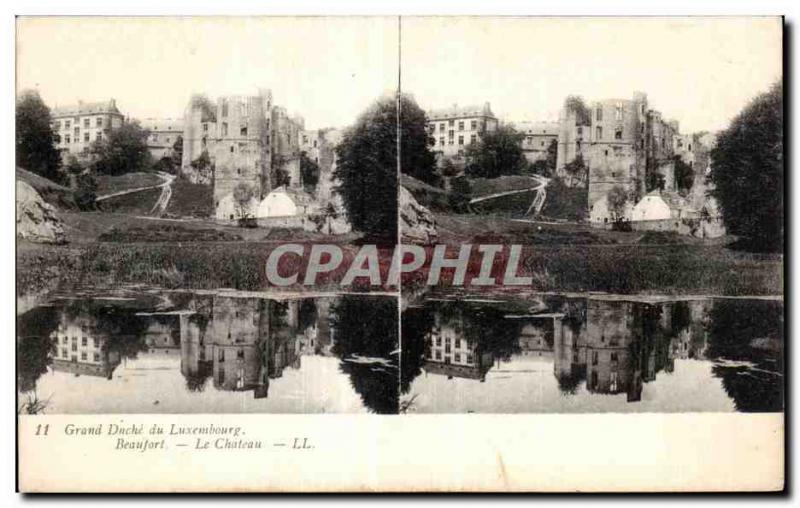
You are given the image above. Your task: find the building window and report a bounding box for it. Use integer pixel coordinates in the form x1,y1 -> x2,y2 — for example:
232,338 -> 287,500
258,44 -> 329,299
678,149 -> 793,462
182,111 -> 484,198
458,121 -> 464,131
230,146 -> 234,153
65,134 -> 71,144
221,123 -> 228,136
615,129 -> 623,140
615,102 -> 623,120
84,132 -> 90,142
455,353 -> 461,363
221,100 -> 228,117
458,135 -> 464,146
218,369 -> 225,385
83,118 -> 90,128
65,120 -> 71,129
80,352 -> 87,361
435,350 -> 441,360
241,125 -> 248,136
471,120 -> 477,130
93,353 -> 100,362
596,126 -> 603,140
96,132 -> 102,141
81,337 -> 87,346
470,134 -> 476,144
435,336 -> 441,346
439,123 -> 445,131
439,137 -> 445,146
596,107 -> 603,121
96,117 -> 103,127
448,119 -> 454,126
218,349 -> 225,362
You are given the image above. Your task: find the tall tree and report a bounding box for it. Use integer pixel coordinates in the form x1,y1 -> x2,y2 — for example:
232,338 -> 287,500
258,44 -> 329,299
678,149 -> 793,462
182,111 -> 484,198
16,90 -> 63,182
299,152 -> 320,191
464,125 -> 527,179
90,121 -> 152,175
710,82 -> 783,251
400,95 -> 437,185
333,95 -> 399,242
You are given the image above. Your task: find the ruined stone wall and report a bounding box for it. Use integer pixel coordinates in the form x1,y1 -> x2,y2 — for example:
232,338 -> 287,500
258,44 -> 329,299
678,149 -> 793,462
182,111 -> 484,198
212,94 -> 272,212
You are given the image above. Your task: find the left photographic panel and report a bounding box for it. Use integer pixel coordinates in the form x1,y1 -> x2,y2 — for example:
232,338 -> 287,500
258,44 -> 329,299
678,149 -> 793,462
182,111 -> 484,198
16,16 -> 401,415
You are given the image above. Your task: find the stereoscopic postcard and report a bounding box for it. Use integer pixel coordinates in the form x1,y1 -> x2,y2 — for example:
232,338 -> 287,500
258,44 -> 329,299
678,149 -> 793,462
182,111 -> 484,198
15,15 -> 784,492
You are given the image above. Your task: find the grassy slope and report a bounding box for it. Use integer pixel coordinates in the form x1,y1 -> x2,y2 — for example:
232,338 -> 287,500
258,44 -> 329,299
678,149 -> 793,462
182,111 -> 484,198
95,172 -> 164,196
98,187 -> 161,215
164,180 -> 213,218
16,167 -> 78,210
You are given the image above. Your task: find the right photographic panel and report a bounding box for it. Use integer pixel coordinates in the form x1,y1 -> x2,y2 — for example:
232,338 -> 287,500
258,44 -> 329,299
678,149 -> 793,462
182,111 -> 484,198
398,17 -> 784,415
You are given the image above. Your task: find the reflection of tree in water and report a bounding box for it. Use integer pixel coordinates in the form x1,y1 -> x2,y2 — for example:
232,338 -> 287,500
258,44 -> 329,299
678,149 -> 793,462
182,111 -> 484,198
331,296 -> 398,414
17,306 -> 59,393
400,306 -> 433,394
185,313 -> 212,392
707,300 -> 783,412
298,299 -> 318,331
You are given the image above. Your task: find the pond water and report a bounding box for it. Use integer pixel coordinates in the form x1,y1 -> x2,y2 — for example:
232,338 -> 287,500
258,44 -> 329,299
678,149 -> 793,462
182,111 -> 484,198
401,295 -> 783,413
17,288 -> 399,414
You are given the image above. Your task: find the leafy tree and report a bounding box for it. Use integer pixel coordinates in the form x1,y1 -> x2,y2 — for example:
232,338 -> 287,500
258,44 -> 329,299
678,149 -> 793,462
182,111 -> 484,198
189,150 -> 212,180
299,152 -> 320,190
562,153 -> 587,187
171,136 -> 183,168
440,158 -> 461,178
673,155 -> 694,193
90,121 -> 152,175
74,173 -> 98,210
400,95 -> 437,185
564,95 -> 592,125
646,167 -> 666,192
16,90 -> 63,183
464,124 -> 526,179
448,175 -> 472,212
710,82 -> 783,251
333,95 -> 399,242
271,154 -> 291,189
232,182 -> 254,219
607,185 -> 629,220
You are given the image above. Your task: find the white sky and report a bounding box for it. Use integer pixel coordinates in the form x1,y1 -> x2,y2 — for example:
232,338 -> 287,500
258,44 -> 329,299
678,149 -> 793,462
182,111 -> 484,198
401,17 -> 783,133
16,17 -> 400,130
17,17 -> 782,134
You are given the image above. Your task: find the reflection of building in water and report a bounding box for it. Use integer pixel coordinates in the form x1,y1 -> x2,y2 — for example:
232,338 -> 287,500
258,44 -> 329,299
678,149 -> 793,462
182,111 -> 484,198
513,314 -> 561,358
142,315 -> 181,352
49,311 -> 121,379
551,299 -> 707,402
423,308 -> 493,381
584,300 -> 642,400
177,296 -> 309,397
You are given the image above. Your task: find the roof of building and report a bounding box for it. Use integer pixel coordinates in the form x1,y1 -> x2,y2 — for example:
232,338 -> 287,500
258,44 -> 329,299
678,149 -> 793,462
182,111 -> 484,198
428,103 -> 495,121
267,185 -> 315,206
139,118 -> 184,132
51,99 -> 122,118
513,121 -> 560,136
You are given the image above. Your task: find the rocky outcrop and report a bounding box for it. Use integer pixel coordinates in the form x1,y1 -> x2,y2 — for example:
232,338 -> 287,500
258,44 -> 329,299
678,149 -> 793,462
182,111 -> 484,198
400,185 -> 437,244
16,180 -> 67,244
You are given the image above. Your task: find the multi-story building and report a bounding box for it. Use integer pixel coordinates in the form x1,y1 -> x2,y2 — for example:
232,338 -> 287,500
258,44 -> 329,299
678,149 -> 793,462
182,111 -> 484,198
51,99 -> 125,158
49,310 -> 121,379
139,118 -> 184,162
423,309 -> 494,381
427,103 -> 499,159
513,121 -> 559,164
